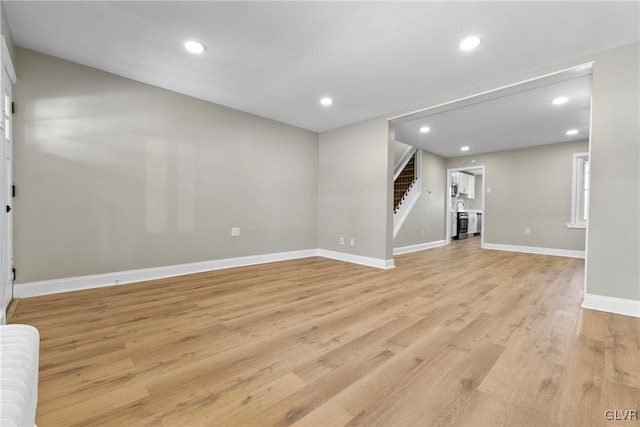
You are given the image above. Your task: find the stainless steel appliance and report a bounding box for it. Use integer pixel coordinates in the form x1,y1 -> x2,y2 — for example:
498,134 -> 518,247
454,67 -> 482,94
456,212 -> 468,240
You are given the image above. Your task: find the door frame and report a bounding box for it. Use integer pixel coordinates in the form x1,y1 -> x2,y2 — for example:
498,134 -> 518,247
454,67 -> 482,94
1,36 -> 16,324
446,165 -> 486,247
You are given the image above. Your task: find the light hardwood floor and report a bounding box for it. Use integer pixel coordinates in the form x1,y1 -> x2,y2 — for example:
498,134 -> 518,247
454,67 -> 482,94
9,237 -> 640,426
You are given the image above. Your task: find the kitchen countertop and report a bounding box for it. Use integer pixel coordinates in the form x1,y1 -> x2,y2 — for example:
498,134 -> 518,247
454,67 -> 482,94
451,209 -> 483,213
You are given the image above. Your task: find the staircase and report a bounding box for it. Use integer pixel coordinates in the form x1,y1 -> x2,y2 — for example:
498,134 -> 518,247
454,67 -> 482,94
393,147 -> 421,238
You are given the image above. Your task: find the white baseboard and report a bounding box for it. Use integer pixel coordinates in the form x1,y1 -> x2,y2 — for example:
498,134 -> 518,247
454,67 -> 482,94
393,240 -> 446,255
14,249 -> 317,298
482,243 -> 585,259
14,248 -> 395,298
316,249 -> 395,270
582,293 -> 640,318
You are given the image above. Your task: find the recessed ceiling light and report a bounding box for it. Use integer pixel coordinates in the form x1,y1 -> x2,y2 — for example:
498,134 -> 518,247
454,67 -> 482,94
419,126 -> 430,133
185,40 -> 205,54
460,36 -> 482,51
320,97 -> 333,106
461,146 -> 470,151
552,96 -> 569,105
566,129 -> 579,136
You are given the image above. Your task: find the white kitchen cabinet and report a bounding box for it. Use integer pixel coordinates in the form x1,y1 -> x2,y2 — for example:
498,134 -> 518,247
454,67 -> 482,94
454,172 -> 475,198
466,174 -> 475,199
451,211 -> 457,237
467,212 -> 478,234
459,173 -> 468,194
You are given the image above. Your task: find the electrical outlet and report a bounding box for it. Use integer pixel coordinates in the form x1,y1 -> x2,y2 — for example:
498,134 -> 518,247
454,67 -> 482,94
420,229 -> 424,236
487,187 -> 492,193
350,238 -> 356,247
339,237 -> 345,245
525,228 -> 531,234
231,227 -> 240,237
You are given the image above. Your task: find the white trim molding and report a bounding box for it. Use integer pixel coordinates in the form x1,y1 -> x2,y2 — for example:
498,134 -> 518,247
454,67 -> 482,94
482,243 -> 585,259
388,62 -> 594,123
317,249 -> 394,270
14,249 -> 317,298
566,223 -> 587,229
393,240 -> 446,255
394,146 -> 418,180
445,165 -> 486,247
393,148 -> 422,240
582,293 -> 640,318
2,37 -> 17,84
14,248 -> 395,298
393,183 -> 421,239
570,151 -> 589,228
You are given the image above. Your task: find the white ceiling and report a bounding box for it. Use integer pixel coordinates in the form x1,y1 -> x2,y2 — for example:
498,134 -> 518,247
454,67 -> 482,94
4,1 -> 639,134
393,73 -> 593,158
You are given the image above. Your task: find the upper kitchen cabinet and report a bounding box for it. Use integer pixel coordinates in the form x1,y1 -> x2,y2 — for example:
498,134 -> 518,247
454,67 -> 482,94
466,174 -> 475,199
452,172 -> 475,198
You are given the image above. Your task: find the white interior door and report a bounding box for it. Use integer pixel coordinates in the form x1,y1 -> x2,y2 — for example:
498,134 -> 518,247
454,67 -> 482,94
0,41 -> 15,324
1,68 -> 13,309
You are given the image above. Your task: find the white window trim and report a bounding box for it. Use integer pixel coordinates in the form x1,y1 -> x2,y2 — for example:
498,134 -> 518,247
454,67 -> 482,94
567,152 -> 589,229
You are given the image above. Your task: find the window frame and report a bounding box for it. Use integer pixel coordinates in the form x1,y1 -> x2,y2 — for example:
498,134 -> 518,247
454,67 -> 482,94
568,152 -> 590,229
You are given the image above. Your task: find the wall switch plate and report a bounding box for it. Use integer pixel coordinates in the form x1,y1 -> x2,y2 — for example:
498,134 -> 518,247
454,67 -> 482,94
486,187 -> 492,193
339,237 -> 345,245
350,238 -> 356,247
525,228 -> 531,234
231,227 -> 240,237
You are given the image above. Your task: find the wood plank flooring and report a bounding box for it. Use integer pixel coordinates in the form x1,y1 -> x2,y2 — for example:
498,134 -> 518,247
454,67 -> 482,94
9,237 -> 640,426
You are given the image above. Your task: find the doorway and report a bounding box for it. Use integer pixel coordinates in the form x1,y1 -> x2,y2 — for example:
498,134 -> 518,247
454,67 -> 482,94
388,63 -> 592,268
1,38 -> 16,324
447,166 -> 485,247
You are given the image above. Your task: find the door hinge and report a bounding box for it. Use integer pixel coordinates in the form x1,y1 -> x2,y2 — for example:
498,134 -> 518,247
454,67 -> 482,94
12,185 -> 15,197
12,268 -> 15,282
5,205 -> 10,213
11,101 -> 15,114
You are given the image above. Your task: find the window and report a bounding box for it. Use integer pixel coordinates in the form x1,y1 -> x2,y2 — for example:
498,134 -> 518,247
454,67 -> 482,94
569,152 -> 589,228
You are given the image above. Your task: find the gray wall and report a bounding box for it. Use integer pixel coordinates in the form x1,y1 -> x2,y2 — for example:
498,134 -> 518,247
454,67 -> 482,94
0,1 -> 15,62
587,42 -> 639,301
473,175 -> 483,210
13,48 -> 319,283
448,140 -> 588,251
393,140 -> 411,166
11,39 -> 640,305
318,117 -> 392,261
394,149 -> 446,248
319,42 -> 639,305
